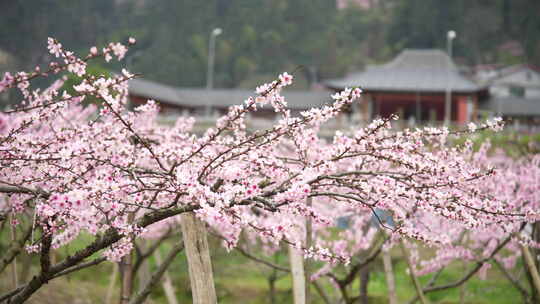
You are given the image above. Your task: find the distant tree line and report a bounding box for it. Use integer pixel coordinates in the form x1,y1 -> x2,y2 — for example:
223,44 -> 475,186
1,0 -> 539,91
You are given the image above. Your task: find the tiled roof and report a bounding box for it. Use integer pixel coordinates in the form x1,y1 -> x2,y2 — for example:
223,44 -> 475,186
324,49 -> 484,93
128,78 -> 333,110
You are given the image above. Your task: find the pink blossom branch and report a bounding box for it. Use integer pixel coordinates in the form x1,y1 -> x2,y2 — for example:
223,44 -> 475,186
407,225 -> 525,304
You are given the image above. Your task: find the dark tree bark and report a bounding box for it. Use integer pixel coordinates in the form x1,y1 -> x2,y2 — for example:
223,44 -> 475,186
358,264 -> 370,304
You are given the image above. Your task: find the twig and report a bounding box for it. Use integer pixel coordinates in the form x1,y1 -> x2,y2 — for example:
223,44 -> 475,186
129,241 -> 184,304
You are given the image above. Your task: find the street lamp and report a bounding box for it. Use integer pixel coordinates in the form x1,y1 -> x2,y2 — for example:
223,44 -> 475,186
444,30 -> 456,125
206,28 -> 223,90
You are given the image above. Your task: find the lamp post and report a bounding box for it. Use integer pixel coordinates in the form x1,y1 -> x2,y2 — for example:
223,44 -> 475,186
206,28 -> 222,90
444,30 -> 456,126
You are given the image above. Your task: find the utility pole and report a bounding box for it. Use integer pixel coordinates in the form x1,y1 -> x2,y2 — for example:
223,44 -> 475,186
444,30 -> 456,126
206,28 -> 222,90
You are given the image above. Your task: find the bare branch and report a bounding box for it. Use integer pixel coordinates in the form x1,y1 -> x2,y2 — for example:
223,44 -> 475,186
129,241 -> 184,304
406,227 -> 522,304
0,185 -> 50,198
492,258 -> 530,301
0,225 -> 32,274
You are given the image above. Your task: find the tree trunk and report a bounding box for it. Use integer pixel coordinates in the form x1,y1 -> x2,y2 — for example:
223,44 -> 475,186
522,244 -> 540,295
10,216 -> 18,289
19,252 -> 32,283
136,240 -> 152,293
268,269 -> 277,304
400,240 -> 429,304
533,222 -> 540,273
382,250 -> 397,304
289,245 -> 306,304
180,212 -> 217,304
312,280 -> 332,304
154,248 -> 179,304
358,264 -> 370,304
526,266 -> 538,304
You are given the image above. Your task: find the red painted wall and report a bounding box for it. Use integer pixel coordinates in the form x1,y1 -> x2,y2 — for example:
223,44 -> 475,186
364,91 -> 478,123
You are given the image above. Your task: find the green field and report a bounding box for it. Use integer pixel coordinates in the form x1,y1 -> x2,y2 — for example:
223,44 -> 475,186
0,233 -> 529,304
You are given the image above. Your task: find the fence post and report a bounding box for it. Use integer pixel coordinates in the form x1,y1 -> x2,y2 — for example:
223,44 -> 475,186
305,198 -> 313,304
382,249 -> 397,304
180,212 -> 217,304
289,245 -> 306,304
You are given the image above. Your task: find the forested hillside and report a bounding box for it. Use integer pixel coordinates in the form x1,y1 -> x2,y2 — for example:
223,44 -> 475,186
1,0 -> 539,89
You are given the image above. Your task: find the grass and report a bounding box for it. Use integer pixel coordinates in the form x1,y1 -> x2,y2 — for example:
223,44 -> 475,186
4,227 -> 527,303
0,232 -> 530,304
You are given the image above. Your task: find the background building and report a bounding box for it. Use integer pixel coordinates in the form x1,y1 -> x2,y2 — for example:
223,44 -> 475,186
477,65 -> 540,126
324,49 -> 487,125
128,78 -> 333,119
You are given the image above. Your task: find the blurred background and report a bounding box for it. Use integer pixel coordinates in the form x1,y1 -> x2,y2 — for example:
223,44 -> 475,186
2,0 -> 540,131
1,0 -> 539,87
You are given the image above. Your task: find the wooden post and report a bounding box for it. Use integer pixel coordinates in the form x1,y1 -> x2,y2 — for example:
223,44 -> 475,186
119,251 -> 134,304
382,249 -> 397,304
180,212 -> 217,304
289,245 -> 306,304
290,198 -> 311,304
120,213 -> 135,304
106,263 -> 119,304
522,244 -> 540,294
305,199 -> 313,304
154,248 -> 180,304
400,240 -> 429,304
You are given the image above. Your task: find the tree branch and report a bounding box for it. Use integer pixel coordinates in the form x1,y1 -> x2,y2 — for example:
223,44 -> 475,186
132,229 -> 173,277
7,204 -> 197,304
0,225 -> 32,274
0,185 -> 50,198
234,244 -> 290,273
129,241 -> 184,304
335,232 -> 387,287
406,231 -> 518,304
492,258 -> 530,301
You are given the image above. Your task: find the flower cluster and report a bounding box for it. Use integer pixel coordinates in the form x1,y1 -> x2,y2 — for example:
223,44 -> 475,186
0,38 -> 535,270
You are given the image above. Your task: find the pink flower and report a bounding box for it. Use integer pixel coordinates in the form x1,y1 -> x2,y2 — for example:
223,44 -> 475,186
68,62 -> 86,77
109,42 -> 128,60
47,37 -> 62,57
279,72 -> 293,86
